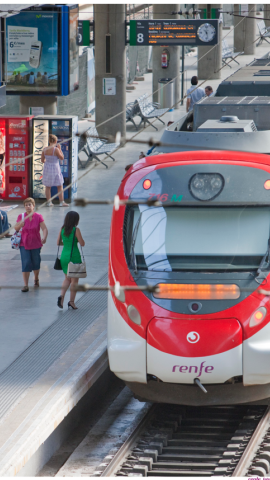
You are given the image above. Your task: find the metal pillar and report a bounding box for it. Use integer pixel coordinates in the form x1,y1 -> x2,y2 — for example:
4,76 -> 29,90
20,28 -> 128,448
197,4 -> 222,80
234,4 -> 256,55
152,5 -> 180,108
94,4 -> 126,138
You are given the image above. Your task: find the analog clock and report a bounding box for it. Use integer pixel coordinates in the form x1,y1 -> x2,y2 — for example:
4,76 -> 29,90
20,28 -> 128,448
197,23 -> 216,42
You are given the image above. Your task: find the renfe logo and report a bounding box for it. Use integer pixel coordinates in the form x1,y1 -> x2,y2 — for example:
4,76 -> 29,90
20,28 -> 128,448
172,361 -> 214,377
187,331 -> 200,343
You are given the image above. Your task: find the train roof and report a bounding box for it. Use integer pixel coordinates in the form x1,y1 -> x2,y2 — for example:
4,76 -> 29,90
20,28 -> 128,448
123,150 -> 270,181
216,55 -> 270,96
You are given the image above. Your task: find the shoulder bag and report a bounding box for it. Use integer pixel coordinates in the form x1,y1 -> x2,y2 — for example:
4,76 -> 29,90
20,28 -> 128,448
11,213 -> 24,250
54,242 -> 62,270
67,229 -> 87,278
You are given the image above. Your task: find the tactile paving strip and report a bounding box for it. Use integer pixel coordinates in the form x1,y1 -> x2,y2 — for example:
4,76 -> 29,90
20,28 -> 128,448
0,272 -> 108,421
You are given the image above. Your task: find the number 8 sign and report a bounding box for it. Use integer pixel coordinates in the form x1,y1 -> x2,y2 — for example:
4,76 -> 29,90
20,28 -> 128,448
137,33 -> 144,43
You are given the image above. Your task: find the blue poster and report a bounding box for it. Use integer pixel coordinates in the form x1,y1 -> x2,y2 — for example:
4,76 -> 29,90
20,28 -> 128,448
5,7 -> 60,94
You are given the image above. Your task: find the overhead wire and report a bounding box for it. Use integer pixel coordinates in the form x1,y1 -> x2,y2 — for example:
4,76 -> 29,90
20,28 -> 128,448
0,5 -> 260,249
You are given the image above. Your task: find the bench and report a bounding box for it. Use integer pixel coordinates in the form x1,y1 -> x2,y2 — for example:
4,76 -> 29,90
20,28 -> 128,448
79,126 -> 120,169
136,95 -> 169,131
222,39 -> 243,68
126,101 -> 140,129
126,94 -> 148,130
257,20 -> 270,46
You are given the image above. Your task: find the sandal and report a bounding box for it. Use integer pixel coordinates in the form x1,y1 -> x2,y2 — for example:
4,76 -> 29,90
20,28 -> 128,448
34,279 -> 39,287
59,202 -> 69,207
57,295 -> 64,309
46,202 -> 54,207
68,301 -> 78,310
21,286 -> 29,292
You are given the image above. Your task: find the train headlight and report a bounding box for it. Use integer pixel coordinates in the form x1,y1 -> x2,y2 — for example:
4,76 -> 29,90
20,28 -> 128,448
127,305 -> 141,325
190,173 -> 224,201
143,179 -> 152,190
249,307 -> 267,327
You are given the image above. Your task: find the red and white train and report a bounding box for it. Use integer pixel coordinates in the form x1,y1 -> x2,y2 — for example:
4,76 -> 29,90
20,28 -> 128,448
108,150 -> 270,405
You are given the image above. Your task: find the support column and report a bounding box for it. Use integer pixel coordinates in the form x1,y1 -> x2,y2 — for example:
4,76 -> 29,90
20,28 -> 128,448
19,96 -> 57,115
234,4 -> 256,55
152,5 -> 180,107
197,4 -> 222,80
264,4 -> 270,28
94,4 -> 126,138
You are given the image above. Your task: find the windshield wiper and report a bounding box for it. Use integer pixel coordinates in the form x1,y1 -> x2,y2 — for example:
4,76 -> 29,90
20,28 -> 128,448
256,239 -> 270,282
130,212 -> 142,274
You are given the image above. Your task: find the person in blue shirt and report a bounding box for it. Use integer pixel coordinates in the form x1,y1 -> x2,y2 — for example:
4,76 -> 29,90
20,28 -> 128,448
186,76 -> 205,112
0,210 -> 11,238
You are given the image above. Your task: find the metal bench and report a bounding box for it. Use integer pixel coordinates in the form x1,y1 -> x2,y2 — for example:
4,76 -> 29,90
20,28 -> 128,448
136,95 -> 169,131
222,39 -> 243,68
126,95 -> 148,130
80,126 -> 120,169
257,20 -> 270,46
126,101 -> 140,129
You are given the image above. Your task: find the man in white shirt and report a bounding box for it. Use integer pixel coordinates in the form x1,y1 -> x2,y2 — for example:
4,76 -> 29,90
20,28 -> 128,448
186,76 -> 205,112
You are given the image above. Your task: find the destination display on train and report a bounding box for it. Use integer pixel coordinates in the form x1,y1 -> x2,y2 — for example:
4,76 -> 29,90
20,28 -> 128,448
129,19 -> 219,46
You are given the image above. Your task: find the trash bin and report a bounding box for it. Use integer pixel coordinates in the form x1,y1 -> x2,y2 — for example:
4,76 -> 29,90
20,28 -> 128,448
158,78 -> 175,110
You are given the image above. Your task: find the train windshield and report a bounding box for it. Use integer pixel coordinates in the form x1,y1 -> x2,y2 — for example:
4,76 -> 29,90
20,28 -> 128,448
127,206 -> 270,271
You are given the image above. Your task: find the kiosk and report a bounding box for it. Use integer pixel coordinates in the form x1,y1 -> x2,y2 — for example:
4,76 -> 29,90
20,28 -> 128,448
32,115 -> 78,200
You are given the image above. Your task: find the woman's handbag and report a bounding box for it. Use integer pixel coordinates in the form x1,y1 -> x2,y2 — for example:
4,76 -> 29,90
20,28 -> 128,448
54,244 -> 62,271
67,230 -> 87,278
11,213 -> 24,250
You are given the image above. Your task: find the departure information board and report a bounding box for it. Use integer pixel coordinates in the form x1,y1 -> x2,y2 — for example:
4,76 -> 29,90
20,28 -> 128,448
129,19 -> 219,46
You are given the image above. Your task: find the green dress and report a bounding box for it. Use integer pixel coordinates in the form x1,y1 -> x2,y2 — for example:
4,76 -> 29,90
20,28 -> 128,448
60,227 -> 82,274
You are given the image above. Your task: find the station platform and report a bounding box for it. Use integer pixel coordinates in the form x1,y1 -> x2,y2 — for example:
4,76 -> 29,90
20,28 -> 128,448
0,25 -> 269,476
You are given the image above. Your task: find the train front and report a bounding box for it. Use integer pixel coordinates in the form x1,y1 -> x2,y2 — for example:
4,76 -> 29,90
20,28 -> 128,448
108,151 -> 270,405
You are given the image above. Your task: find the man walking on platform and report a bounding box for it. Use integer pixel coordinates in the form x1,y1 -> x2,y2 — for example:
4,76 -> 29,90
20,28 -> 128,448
186,76 -> 205,112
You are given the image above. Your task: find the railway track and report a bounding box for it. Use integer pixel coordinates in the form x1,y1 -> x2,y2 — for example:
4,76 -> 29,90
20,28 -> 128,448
95,403 -> 270,477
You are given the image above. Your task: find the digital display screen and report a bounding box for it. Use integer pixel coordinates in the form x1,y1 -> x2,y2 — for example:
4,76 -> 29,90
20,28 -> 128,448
130,19 -> 218,46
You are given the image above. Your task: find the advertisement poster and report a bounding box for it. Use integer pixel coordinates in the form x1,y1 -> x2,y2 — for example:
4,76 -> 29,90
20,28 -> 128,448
69,5 -> 79,93
51,120 -> 70,200
32,119 -> 49,198
7,118 -> 30,199
5,8 -> 60,94
87,48 -> 95,112
0,122 -> 6,195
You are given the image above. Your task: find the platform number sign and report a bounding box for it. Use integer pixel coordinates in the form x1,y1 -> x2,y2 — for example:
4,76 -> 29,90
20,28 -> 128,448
129,19 -> 218,46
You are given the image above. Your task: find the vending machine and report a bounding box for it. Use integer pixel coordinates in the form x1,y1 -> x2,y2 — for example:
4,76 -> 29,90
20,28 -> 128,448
0,115 -> 33,200
32,115 -> 78,200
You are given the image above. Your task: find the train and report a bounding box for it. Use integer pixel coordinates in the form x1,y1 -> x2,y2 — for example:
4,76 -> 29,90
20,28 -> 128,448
155,53 -> 270,156
108,150 -> 270,406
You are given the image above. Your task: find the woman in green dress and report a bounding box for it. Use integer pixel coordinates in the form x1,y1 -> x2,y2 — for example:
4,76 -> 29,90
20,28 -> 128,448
57,211 -> 85,310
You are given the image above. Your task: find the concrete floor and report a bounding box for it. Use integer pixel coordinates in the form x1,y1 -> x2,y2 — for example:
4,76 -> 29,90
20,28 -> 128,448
0,24 -> 269,375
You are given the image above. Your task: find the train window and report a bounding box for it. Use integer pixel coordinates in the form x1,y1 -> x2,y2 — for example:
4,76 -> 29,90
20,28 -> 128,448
127,206 -> 270,272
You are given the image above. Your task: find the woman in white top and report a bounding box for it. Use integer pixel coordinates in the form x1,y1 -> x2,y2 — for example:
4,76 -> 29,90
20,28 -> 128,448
41,134 -> 69,207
